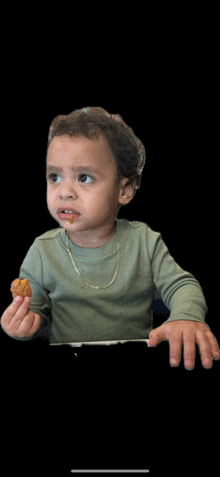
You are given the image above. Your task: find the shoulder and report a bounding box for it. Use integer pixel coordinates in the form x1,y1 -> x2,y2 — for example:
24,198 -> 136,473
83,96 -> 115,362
119,219 -> 159,238
126,220 -> 148,230
29,228 -> 63,256
22,229 -> 64,266
34,228 -> 62,242
119,219 -> 162,251
23,228 -> 62,256
118,219 -> 147,231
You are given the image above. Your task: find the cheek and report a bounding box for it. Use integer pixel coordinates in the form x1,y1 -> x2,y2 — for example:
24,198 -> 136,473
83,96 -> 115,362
47,188 -> 56,211
89,184 -> 119,213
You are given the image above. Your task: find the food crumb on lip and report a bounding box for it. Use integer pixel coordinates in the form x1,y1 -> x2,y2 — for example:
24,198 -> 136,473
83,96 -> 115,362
69,215 -> 74,224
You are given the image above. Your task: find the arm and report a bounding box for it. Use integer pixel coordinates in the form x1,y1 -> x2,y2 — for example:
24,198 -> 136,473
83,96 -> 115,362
1,241 -> 51,342
18,241 -> 52,340
147,229 -> 220,368
148,229 -> 208,324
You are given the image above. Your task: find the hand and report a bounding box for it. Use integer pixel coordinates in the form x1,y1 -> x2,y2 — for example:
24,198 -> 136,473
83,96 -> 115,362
148,320 -> 220,370
1,296 -> 41,339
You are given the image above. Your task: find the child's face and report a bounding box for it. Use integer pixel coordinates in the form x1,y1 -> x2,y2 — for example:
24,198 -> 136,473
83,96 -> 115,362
46,134 -> 131,242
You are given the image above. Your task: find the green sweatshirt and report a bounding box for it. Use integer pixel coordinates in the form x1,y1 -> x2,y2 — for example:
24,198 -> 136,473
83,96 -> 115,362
18,219 -> 208,343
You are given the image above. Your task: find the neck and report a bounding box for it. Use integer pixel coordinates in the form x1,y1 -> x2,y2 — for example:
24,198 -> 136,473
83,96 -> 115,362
67,221 -> 117,248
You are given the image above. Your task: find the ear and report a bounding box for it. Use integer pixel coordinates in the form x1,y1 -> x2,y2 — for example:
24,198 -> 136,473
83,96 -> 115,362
118,177 -> 135,206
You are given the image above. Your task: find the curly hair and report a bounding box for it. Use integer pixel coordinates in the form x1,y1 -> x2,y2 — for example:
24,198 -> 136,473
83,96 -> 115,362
47,107 -> 146,191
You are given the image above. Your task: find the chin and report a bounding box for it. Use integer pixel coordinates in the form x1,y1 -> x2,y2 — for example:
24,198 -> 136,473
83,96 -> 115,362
61,221 -> 86,233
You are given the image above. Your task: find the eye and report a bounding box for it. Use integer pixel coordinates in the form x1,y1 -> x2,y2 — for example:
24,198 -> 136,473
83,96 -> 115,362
78,174 -> 93,184
48,173 -> 61,183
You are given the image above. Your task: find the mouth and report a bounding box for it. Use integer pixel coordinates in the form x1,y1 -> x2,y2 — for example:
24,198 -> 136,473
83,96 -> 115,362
57,207 -> 81,222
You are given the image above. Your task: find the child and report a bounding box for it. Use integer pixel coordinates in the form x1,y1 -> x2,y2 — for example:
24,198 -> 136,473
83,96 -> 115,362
1,107 -> 219,369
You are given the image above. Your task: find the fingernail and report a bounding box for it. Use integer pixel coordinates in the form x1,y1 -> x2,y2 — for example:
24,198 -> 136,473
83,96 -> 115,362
24,296 -> 31,302
15,296 -> 22,302
170,358 -> 178,366
148,340 -> 155,348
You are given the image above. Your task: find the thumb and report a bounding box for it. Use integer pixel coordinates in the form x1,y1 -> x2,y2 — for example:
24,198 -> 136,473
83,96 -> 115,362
148,325 -> 167,347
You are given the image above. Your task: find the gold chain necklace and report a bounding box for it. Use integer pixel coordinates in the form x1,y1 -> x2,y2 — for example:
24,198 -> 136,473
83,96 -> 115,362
65,231 -> 120,289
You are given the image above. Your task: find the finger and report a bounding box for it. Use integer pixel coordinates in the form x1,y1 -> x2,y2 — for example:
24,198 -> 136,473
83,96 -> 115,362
149,327 -> 167,347
31,313 -> 41,335
16,310 -> 38,336
206,331 -> 220,360
1,296 -> 24,325
183,336 -> 196,370
169,331 -> 183,367
18,313 -> 40,338
11,296 -> 32,327
196,330 -> 212,369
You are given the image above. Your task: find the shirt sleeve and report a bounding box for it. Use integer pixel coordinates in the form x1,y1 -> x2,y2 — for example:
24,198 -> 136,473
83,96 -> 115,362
147,228 -> 209,327
16,241 -> 52,341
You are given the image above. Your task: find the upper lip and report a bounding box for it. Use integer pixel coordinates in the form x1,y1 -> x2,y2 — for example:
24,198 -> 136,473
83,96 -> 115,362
57,206 -> 81,214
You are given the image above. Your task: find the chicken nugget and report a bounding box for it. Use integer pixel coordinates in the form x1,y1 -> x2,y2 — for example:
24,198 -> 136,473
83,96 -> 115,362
10,278 -> 32,299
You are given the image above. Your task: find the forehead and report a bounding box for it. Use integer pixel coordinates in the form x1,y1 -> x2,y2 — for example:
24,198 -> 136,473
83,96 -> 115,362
46,134 -> 116,171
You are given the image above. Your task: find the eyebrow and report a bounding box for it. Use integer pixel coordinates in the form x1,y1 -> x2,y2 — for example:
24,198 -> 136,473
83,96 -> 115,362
46,165 -> 100,175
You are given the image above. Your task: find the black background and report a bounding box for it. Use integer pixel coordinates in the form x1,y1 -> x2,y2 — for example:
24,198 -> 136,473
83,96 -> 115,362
1,29 -> 219,476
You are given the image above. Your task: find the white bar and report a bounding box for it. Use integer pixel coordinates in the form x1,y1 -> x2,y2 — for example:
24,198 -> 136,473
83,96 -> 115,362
50,339 -> 149,347
71,471 -> 150,473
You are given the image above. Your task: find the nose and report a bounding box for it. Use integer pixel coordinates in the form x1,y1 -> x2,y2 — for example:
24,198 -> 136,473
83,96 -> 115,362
59,181 -> 78,200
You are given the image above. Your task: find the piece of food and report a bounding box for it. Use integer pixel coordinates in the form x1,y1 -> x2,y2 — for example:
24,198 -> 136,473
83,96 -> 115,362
10,278 -> 32,298
69,215 -> 74,224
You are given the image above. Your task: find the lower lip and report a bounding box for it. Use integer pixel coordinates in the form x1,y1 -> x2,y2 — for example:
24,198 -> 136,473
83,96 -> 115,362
58,213 -> 80,221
